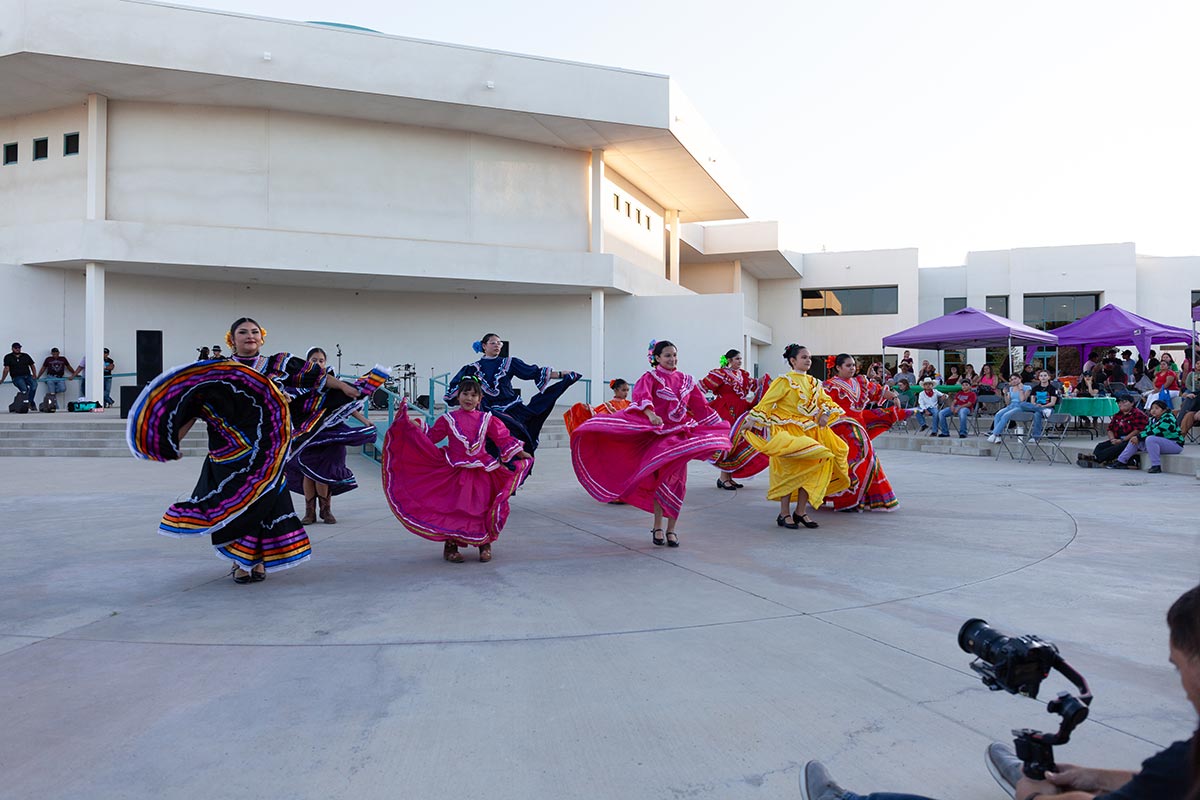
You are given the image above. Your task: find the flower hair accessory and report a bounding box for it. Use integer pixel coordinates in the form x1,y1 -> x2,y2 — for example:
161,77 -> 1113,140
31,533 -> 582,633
719,354 -> 730,368
225,326 -> 267,350
825,355 -> 838,371
647,339 -> 657,365
609,378 -> 619,390
472,340 -> 484,354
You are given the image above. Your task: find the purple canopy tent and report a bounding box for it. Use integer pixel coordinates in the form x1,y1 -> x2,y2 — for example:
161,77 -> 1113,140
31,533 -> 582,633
882,308 -> 1057,375
1047,303 -> 1197,364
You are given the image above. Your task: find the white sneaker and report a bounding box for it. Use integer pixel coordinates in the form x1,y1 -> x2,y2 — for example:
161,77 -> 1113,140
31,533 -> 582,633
987,434 -> 999,443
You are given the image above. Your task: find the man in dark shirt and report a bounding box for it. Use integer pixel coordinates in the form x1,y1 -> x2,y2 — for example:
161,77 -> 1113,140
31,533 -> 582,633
799,584 -> 1200,800
1,342 -> 37,406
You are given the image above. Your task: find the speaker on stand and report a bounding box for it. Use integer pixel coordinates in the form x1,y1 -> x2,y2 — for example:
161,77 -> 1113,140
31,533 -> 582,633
122,329 -> 164,419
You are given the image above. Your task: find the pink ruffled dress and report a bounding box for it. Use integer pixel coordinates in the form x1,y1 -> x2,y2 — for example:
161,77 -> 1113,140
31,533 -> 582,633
382,405 -> 532,546
571,366 -> 732,518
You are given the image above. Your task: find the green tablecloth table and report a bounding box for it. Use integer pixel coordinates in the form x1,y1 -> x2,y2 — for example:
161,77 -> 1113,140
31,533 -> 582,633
1057,397 -> 1118,417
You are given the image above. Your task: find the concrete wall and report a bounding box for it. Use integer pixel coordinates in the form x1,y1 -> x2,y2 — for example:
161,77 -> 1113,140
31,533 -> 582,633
679,261 -> 737,294
106,102 -> 590,251
759,248 -> 919,362
0,264 -> 745,404
603,167 -> 665,276
0,106 -> 88,225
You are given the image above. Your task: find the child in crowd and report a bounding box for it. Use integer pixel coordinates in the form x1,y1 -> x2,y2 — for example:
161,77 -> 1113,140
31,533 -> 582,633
1108,399 -> 1184,473
382,374 -> 532,563
936,377 -> 977,438
915,378 -> 944,432
986,373 -> 1029,442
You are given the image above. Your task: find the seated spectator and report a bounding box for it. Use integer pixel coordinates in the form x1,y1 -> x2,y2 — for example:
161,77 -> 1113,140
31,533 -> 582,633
1158,352 -> 1180,374
986,374 -> 1029,442
36,347 -> 77,409
962,364 -> 977,384
1104,358 -> 1128,386
935,377 -> 976,438
1147,349 -> 1160,373
918,362 -> 939,383
864,362 -> 887,385
77,348 -> 116,408
976,364 -> 998,394
893,378 -> 913,408
1132,366 -> 1155,393
944,365 -> 962,386
1180,387 -> 1197,438
1075,370 -> 1105,398
891,362 -> 916,387
1022,369 -> 1060,442
1108,398 -> 1185,473
1146,367 -> 1181,410
914,378 -> 944,433
1082,348 -> 1101,376
1081,393 -> 1148,467
1018,363 -> 1037,384
799,583 -> 1200,800
1,342 -> 37,408
1182,347 -> 1194,381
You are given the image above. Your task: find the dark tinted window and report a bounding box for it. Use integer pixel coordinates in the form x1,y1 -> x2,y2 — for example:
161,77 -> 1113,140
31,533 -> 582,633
32,138 -> 48,160
2,143 -> 15,165
802,286 -> 899,317
63,133 -> 80,156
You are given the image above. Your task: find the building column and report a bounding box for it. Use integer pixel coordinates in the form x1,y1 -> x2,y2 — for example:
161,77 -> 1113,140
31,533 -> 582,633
590,288 -> 604,403
589,149 -> 604,254
86,94 -> 108,221
84,262 -> 106,403
666,209 -> 680,283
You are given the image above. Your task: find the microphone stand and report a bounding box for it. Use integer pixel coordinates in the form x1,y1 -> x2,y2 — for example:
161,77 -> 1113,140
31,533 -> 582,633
336,344 -> 343,377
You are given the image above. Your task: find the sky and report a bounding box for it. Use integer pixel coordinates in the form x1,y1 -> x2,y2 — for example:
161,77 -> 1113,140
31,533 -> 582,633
188,0 -> 1200,266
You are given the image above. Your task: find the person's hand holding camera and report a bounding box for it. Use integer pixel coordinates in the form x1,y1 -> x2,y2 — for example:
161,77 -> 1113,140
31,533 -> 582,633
1044,764 -> 1136,794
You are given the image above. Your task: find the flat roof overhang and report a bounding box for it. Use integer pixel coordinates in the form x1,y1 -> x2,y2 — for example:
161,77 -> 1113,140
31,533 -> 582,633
679,221 -> 803,280
0,0 -> 750,222
4,220 -> 694,297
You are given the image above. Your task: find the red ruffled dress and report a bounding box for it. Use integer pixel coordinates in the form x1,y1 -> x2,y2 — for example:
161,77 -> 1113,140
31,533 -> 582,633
701,367 -> 771,478
571,366 -> 732,519
382,405 -> 532,546
821,375 -> 905,511
563,398 -> 632,436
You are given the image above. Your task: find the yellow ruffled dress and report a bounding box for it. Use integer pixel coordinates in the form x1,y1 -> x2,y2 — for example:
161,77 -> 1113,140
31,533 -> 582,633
744,371 -> 851,502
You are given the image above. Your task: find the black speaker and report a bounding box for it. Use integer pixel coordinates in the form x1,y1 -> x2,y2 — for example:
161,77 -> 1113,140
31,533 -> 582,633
136,330 -> 164,384
500,340 -> 510,358
120,384 -> 142,420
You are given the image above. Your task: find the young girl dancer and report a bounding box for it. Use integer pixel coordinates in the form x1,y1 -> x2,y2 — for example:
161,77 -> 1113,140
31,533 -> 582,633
382,374 -> 532,563
571,340 -> 732,547
128,317 -> 364,583
446,333 -> 580,456
701,348 -> 770,490
284,347 -> 379,525
744,344 -> 850,530
562,378 -> 632,436
822,353 -> 907,512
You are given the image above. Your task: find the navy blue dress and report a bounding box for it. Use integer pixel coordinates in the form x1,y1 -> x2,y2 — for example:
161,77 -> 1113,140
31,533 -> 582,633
446,356 -> 580,454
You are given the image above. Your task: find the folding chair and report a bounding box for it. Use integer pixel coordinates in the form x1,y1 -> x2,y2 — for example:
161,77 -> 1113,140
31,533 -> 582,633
973,395 -> 1002,436
995,411 -> 1036,462
1030,412 -> 1072,465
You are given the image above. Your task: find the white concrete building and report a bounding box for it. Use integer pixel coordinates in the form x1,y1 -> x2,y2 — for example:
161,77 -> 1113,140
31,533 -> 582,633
3,0 -> 1197,407
0,0 -> 797,405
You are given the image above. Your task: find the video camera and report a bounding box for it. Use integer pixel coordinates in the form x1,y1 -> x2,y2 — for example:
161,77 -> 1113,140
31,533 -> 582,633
958,619 -> 1092,779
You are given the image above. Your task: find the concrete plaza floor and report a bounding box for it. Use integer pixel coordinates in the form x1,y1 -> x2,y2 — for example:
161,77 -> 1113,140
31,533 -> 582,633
1,447 -> 1196,800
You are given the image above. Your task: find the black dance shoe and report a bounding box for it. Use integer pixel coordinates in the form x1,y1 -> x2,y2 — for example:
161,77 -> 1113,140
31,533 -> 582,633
776,514 -> 799,530
793,512 -> 820,529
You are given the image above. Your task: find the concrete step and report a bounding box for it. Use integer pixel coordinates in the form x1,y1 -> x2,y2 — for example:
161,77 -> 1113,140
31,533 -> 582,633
0,447 -> 209,458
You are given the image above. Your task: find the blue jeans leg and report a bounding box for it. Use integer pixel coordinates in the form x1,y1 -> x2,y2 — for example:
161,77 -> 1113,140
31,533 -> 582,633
935,408 -> 951,434
957,407 -> 971,436
103,376 -> 113,405
990,405 -> 1017,434
12,375 -> 36,404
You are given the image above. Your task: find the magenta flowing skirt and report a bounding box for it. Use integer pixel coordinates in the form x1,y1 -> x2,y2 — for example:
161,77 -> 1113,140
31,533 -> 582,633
571,410 -> 732,519
381,416 -> 532,546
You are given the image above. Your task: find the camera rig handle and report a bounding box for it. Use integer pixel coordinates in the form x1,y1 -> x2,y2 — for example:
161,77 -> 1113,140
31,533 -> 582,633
1012,657 -> 1092,779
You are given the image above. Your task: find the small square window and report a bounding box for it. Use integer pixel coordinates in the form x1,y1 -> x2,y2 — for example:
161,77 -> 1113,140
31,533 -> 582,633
63,132 -> 80,156
2,143 -> 16,165
612,193 -> 620,211
32,138 -> 48,160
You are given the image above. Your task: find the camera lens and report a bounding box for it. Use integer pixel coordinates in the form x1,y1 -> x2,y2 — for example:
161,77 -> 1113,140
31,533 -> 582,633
959,618 -> 1008,662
